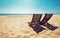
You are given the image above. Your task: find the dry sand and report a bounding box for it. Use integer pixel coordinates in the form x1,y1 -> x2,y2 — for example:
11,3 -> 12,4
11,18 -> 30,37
0,14 -> 60,38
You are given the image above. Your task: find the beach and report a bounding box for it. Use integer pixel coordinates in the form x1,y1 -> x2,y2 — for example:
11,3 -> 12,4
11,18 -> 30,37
0,14 -> 60,38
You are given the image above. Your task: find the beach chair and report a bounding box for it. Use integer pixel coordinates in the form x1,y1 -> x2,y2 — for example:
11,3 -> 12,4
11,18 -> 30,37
28,14 -> 46,33
39,14 -> 57,31
28,14 -> 57,33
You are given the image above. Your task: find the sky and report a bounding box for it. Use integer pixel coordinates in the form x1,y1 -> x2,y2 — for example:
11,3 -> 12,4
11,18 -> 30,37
0,0 -> 60,14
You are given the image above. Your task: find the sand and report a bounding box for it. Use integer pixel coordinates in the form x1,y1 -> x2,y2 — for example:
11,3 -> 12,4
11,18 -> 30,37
0,14 -> 60,38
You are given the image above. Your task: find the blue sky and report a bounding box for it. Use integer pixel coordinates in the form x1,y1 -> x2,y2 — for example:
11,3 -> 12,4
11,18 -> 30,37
0,0 -> 60,14
0,0 -> 22,8
35,0 -> 60,9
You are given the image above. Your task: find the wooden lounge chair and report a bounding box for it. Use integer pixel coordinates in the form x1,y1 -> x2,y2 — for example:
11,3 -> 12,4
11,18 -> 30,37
39,14 -> 57,31
28,14 -> 46,33
28,14 -> 57,33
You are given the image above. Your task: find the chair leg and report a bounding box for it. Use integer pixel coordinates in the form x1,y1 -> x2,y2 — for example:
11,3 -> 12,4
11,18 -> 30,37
43,23 -> 57,31
32,24 -> 46,33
